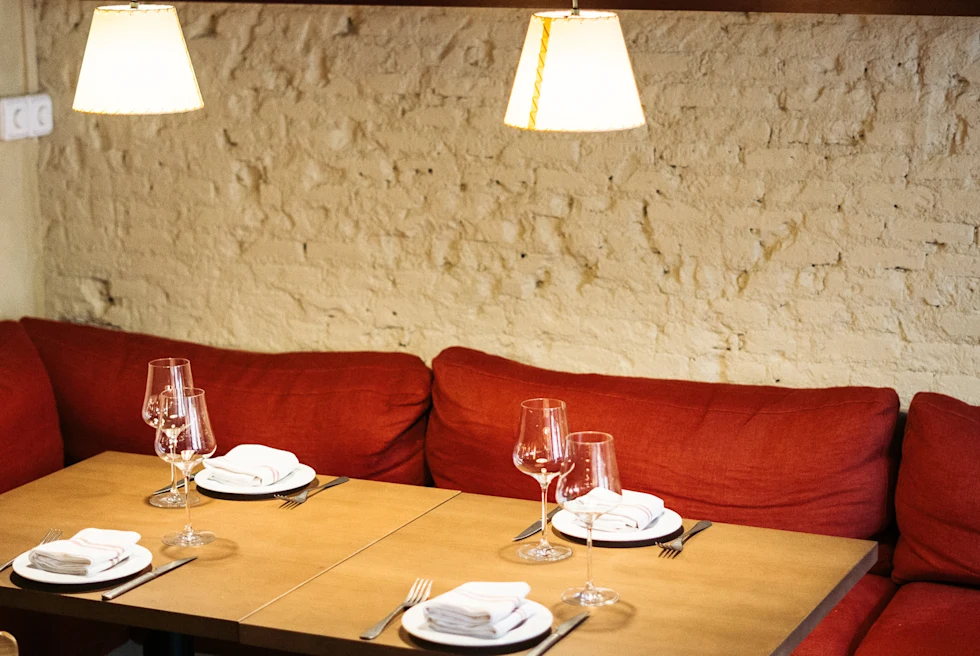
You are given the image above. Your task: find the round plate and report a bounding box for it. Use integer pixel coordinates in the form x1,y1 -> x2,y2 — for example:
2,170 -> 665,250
553,506 -> 684,544
194,464 -> 316,495
402,599 -> 553,648
12,545 -> 153,585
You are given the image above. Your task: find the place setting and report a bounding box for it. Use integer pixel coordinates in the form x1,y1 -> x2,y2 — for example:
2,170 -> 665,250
360,576 -> 574,655
143,357 -> 347,519
510,397 -> 711,609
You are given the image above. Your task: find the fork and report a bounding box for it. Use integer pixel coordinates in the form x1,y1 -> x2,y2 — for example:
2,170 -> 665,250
0,528 -> 63,573
360,577 -> 433,640
275,476 -> 350,509
659,520 -> 712,559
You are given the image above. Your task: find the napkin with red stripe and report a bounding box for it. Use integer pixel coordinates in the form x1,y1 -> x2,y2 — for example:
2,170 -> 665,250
580,489 -> 665,532
29,528 -> 141,576
424,582 -> 533,638
203,444 -> 300,487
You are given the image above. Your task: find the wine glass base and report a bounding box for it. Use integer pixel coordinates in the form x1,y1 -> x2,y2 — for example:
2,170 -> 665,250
562,586 -> 619,607
162,530 -> 215,547
149,492 -> 201,509
518,543 -> 573,562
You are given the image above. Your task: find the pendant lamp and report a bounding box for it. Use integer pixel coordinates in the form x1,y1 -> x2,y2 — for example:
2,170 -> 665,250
504,3 -> 644,132
73,3 -> 203,115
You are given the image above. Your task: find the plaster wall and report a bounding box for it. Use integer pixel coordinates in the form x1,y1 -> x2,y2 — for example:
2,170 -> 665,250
0,0 -> 42,320
35,3 -> 980,405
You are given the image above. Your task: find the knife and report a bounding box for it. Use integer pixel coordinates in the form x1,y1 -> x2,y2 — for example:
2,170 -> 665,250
151,474 -> 194,497
526,612 -> 589,656
513,506 -> 563,541
102,557 -> 196,601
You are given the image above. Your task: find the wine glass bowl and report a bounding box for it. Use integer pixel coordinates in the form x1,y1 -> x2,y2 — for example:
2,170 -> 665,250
512,398 -> 572,562
144,358 -> 199,509
154,387 -> 217,547
556,431 -> 623,606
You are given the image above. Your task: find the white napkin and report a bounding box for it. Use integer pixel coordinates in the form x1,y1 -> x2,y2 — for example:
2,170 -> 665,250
29,528 -> 141,576
202,444 -> 300,487
575,489 -> 664,532
424,582 -> 533,639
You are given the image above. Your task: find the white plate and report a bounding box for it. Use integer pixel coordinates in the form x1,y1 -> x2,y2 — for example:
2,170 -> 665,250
402,599 -> 553,648
194,464 -> 317,495
12,545 -> 153,585
553,498 -> 684,544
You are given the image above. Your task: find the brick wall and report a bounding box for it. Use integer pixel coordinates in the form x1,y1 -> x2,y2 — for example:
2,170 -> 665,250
35,3 -> 980,405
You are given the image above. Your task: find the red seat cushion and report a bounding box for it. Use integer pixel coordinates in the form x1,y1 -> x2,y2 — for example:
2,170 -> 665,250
855,582 -> 980,656
21,318 -> 431,484
892,392 -> 980,586
428,347 -> 899,538
792,574 -> 896,656
0,321 -> 63,493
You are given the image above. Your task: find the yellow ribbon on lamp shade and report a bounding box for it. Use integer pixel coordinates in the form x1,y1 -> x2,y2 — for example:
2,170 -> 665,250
73,4 -> 203,115
504,11 -> 644,132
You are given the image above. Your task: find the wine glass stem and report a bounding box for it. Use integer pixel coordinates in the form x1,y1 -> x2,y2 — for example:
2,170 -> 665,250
168,464 -> 177,495
586,521 -> 595,593
180,465 -> 193,535
537,480 -> 550,548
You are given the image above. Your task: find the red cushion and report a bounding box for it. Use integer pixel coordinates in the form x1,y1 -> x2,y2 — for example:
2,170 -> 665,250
792,574 -> 896,656
428,347 -> 899,538
21,318 -> 431,484
892,392 -> 980,586
855,582 -> 980,656
0,321 -> 63,493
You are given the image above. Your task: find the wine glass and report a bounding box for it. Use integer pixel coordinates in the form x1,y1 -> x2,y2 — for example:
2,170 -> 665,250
143,358 -> 200,509
154,387 -> 217,547
556,431 -> 623,606
513,398 -> 573,562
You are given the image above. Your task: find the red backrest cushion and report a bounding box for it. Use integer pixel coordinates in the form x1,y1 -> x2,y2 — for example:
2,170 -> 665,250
892,392 -> 980,585
21,318 -> 431,484
0,321 -> 63,492
428,347 -> 900,539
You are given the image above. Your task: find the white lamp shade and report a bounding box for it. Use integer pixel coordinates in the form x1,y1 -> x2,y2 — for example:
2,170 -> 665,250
73,4 -> 203,115
505,11 -> 644,132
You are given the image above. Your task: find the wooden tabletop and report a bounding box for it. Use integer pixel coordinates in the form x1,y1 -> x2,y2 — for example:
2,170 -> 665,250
241,493 -> 877,656
0,452 -> 459,641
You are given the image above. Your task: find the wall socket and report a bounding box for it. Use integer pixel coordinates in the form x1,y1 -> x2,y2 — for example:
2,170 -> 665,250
0,93 -> 53,141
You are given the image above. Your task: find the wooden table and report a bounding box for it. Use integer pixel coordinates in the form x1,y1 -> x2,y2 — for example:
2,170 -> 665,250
0,452 -> 458,643
241,493 -> 876,656
0,453 -> 875,655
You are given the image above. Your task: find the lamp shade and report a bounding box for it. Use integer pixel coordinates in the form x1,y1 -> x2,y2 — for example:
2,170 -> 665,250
505,11 -> 644,132
73,4 -> 203,115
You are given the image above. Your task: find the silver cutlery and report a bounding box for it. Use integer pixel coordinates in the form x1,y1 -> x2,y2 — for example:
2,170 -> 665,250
526,612 -> 590,656
659,519 -> 712,559
359,577 -> 432,640
0,528 -> 62,573
513,506 -> 563,541
275,476 -> 350,508
151,474 -> 194,497
102,556 -> 196,601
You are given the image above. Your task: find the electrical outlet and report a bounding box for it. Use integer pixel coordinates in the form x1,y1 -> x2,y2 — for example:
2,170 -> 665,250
0,93 -> 53,141
0,96 -> 30,141
27,94 -> 53,138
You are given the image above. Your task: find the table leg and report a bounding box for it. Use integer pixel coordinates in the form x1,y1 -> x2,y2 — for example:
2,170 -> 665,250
143,630 -> 194,656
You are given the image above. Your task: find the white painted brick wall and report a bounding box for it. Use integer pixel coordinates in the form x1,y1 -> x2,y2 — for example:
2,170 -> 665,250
34,3 -> 980,406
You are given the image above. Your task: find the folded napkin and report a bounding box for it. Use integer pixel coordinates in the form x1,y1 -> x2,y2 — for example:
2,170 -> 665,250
30,528 -> 141,576
575,489 -> 664,532
202,444 -> 300,487
424,582 -> 533,639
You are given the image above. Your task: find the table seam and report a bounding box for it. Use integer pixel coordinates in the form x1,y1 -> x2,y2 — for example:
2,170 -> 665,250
236,489 -> 462,626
